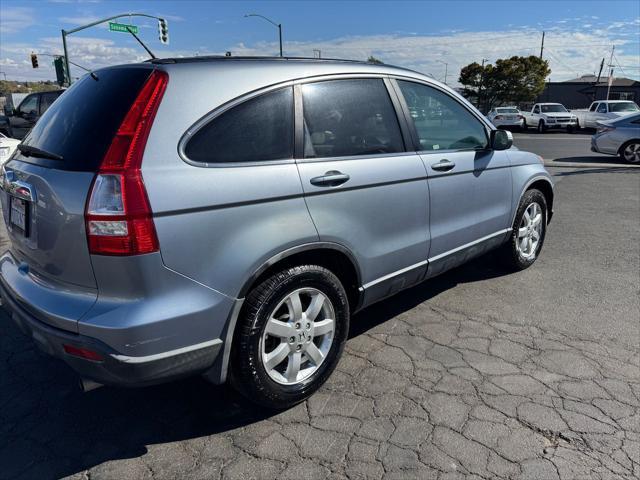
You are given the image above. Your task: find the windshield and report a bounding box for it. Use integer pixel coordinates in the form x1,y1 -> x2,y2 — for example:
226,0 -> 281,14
497,108 -> 519,114
541,105 -> 568,113
609,102 -> 639,113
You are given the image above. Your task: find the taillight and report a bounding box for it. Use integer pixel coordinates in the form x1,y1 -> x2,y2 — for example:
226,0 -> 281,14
495,115 -> 504,120
86,69 -> 167,256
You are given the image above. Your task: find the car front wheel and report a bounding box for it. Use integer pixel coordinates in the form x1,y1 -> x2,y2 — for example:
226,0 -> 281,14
537,121 -> 546,133
230,265 -> 350,409
500,189 -> 548,271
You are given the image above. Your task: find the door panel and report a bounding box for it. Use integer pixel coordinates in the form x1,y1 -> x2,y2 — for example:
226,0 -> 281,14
297,154 -> 429,289
394,79 -> 512,275
295,78 -> 430,301
421,149 -> 512,261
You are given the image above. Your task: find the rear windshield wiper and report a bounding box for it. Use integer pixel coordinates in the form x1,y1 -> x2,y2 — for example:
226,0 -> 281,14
18,144 -> 64,161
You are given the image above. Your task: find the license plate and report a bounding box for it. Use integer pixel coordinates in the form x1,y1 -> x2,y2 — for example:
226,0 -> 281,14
10,197 -> 28,235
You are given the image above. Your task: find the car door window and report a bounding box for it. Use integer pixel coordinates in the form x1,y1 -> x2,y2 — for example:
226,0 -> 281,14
301,79 -> 404,158
18,95 -> 38,116
39,93 -> 59,115
184,87 -> 294,163
397,80 -> 488,151
533,106 -> 540,114
597,103 -> 607,113
590,103 -> 599,112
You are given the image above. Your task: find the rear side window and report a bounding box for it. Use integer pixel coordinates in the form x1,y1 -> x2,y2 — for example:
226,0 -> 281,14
398,80 -> 488,151
18,95 -> 38,115
301,79 -> 404,158
20,67 -> 152,171
185,87 -> 293,164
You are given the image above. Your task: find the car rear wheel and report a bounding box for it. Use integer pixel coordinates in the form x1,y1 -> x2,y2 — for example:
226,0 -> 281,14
230,265 -> 349,409
499,189 -> 547,271
620,141 -> 640,164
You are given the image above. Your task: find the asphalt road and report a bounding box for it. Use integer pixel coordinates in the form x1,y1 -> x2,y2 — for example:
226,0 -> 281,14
0,136 -> 638,480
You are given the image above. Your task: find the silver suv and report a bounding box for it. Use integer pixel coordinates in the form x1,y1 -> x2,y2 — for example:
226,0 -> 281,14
0,58 -> 553,408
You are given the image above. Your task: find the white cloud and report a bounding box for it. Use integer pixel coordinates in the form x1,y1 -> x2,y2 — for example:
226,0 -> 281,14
1,19 -> 638,83
0,6 -> 36,34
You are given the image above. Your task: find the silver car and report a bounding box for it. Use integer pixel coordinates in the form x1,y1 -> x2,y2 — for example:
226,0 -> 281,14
487,107 -> 524,130
0,58 -> 553,408
591,113 -> 640,163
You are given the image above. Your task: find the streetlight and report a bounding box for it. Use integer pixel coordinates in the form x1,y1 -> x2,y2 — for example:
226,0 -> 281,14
244,13 -> 283,57
436,60 -> 448,85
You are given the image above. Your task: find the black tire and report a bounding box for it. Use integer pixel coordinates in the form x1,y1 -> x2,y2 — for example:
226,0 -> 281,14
522,119 -> 528,131
537,120 -> 546,133
567,126 -> 574,134
229,265 -> 350,409
618,140 -> 640,164
499,189 -> 548,271
575,119 -> 581,130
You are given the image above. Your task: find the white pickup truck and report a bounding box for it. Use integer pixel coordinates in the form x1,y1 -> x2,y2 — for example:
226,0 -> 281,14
522,103 -> 578,133
572,100 -> 639,129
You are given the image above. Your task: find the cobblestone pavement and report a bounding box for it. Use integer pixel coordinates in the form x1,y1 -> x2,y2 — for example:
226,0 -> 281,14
1,166 -> 638,480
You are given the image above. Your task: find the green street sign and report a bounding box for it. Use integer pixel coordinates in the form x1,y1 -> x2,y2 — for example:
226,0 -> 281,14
109,22 -> 138,34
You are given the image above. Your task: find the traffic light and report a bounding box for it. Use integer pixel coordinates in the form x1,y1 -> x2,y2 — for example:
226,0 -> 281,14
30,53 -> 38,69
158,18 -> 169,45
54,57 -> 69,87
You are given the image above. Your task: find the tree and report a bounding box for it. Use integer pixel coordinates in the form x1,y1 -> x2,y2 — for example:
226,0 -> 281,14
367,55 -> 383,64
459,56 -> 550,112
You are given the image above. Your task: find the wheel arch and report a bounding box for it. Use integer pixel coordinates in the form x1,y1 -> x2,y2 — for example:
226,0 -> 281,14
512,176 -> 554,226
237,242 -> 363,311
617,138 -> 640,156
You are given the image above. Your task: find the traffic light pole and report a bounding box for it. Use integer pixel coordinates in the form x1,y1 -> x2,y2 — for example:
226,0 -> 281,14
61,12 -> 163,85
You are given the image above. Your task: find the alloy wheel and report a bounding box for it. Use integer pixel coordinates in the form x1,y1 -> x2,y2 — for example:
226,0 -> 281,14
516,202 -> 543,259
623,143 -> 640,163
260,288 -> 335,385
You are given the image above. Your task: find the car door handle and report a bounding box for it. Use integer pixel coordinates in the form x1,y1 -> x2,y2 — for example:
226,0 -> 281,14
431,159 -> 456,172
310,170 -> 350,187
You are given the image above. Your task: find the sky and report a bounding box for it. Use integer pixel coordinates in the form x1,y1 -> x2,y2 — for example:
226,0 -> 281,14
1,0 -> 639,85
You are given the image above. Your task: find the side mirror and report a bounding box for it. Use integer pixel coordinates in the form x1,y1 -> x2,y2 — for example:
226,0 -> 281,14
491,129 -> 513,151
3,106 -> 14,116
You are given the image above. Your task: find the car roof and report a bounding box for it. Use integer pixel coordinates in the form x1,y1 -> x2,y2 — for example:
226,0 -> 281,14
538,103 -> 563,105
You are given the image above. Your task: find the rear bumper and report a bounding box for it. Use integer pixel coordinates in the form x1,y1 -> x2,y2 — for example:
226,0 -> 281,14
493,119 -> 524,127
0,277 -> 222,387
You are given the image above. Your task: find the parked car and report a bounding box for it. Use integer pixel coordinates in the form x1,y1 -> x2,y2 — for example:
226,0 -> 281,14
0,58 -> 554,408
487,107 -> 524,130
2,90 -> 64,139
573,100 -> 640,130
0,133 -> 20,166
591,112 -> 640,163
522,103 -> 577,133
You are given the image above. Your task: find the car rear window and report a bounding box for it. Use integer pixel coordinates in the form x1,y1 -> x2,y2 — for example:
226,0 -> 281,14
18,66 -> 153,171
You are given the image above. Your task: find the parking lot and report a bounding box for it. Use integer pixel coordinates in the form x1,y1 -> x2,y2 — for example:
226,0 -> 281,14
0,132 -> 638,480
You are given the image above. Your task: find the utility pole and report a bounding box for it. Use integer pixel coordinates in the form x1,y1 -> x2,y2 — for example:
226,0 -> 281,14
244,14 -> 283,57
479,58 -> 489,112
606,45 -> 615,100
539,31 -> 545,59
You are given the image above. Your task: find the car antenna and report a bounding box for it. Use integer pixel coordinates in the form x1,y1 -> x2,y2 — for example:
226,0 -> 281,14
125,26 -> 156,60
66,59 -> 99,81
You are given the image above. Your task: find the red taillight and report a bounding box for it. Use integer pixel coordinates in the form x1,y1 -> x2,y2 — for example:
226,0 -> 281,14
63,344 -> 104,362
86,70 -> 168,256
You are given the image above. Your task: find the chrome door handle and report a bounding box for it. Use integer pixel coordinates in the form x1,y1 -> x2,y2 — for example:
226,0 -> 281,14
431,159 -> 456,172
310,170 -> 350,187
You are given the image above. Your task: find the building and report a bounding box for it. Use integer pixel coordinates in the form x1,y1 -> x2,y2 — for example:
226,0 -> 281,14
535,75 -> 640,109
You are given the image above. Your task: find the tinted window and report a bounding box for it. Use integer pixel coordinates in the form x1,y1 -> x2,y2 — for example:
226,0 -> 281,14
497,108 -> 519,114
185,87 -> 293,164
301,79 -> 404,158
590,103 -> 598,112
541,104 -> 568,113
398,81 -> 487,151
39,91 -> 61,115
18,95 -> 38,115
533,106 -> 540,113
597,103 -> 607,113
20,67 -> 152,171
